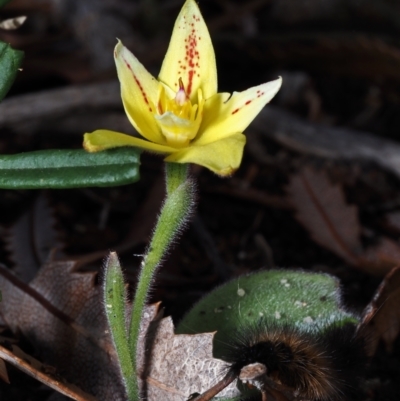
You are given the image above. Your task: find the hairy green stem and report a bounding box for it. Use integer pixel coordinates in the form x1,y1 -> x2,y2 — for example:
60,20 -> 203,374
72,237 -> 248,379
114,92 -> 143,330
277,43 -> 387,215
129,162 -> 194,398
165,162 -> 188,194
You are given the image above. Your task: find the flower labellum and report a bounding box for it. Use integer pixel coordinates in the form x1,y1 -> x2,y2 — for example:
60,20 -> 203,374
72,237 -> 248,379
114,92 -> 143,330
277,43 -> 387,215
83,0 -> 282,176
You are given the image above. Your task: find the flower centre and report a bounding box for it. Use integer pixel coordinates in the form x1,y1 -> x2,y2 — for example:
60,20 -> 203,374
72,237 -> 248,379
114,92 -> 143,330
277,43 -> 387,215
155,79 -> 204,148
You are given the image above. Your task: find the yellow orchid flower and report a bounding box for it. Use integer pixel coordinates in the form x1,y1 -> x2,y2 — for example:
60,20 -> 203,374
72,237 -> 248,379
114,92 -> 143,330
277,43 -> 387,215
83,0 -> 281,176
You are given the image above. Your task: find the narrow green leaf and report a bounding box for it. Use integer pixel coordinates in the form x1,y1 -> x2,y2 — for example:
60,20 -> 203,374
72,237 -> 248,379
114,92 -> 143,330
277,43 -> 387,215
0,41 -> 23,101
104,252 -> 138,401
0,148 -> 141,189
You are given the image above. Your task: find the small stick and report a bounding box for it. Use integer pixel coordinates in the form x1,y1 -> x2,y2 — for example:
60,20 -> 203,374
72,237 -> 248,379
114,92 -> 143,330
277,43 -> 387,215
190,370 -> 237,401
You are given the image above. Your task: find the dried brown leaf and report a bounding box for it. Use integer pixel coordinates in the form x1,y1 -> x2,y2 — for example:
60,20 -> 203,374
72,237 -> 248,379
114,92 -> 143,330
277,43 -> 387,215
0,261 -> 125,400
360,239 -> 400,276
0,16 -> 26,30
141,317 -> 239,401
359,266 -> 400,356
287,168 -> 400,275
287,168 -> 361,264
0,340 -> 96,400
3,193 -> 64,283
0,262 -> 238,401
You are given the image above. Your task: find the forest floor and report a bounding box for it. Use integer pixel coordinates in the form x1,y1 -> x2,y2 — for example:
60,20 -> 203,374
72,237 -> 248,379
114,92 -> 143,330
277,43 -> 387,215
1,0 -> 400,400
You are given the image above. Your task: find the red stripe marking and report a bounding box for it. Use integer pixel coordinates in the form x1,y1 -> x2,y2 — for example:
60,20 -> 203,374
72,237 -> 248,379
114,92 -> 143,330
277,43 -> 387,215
231,96 -> 260,115
188,70 -> 195,95
124,58 -> 153,112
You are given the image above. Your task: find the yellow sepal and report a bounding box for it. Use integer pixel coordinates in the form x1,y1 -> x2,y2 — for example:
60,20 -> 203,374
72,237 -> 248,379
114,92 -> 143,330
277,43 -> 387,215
164,133 -> 246,176
84,130 -> 176,154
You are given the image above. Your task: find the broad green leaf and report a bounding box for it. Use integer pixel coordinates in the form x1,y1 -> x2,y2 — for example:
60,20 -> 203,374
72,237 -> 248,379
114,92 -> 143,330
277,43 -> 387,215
0,41 -> 23,101
0,148 -> 140,188
177,270 -> 359,357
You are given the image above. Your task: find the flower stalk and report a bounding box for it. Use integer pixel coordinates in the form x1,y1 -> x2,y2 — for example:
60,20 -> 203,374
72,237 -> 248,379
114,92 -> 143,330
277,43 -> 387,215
131,162 -> 194,398
104,163 -> 194,401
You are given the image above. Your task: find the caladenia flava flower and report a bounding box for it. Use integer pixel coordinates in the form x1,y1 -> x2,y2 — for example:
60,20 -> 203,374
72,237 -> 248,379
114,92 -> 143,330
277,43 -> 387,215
83,0 -> 282,176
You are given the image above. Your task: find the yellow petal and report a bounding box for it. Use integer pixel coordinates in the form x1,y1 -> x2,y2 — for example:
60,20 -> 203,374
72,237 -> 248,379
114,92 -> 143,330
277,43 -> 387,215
158,0 -> 217,102
195,77 -> 282,146
83,130 -> 176,154
164,133 -> 246,176
114,41 -> 166,144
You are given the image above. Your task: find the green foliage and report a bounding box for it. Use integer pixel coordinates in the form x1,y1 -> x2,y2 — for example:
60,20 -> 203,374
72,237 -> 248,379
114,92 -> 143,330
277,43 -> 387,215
0,0 -> 26,101
177,270 -> 359,357
104,252 -> 138,401
0,0 -> 13,7
0,42 -> 23,101
0,148 -> 141,188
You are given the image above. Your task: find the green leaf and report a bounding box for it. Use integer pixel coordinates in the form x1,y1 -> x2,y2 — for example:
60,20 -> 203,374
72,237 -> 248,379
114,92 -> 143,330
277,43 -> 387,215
177,270 -> 359,357
0,0 -> 13,8
0,148 -> 141,189
0,41 -> 23,101
104,252 -> 138,401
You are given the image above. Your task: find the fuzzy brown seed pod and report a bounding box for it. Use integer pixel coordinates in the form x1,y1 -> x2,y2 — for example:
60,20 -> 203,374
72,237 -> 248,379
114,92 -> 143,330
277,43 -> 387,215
224,320 -> 366,401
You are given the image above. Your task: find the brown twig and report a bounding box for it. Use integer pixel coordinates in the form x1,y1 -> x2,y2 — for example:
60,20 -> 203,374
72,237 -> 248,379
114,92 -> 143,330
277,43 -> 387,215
190,370 -> 237,401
